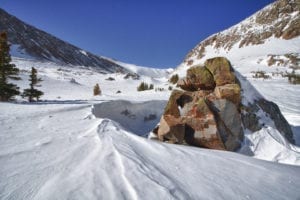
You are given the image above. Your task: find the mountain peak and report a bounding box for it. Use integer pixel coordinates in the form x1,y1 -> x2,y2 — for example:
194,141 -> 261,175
184,0 -> 300,63
0,8 -> 126,73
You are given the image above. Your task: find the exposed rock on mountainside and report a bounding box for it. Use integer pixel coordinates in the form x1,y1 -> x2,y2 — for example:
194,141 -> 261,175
184,0 -> 300,63
155,57 -> 294,151
241,99 -> 295,144
157,57 -> 244,151
0,8 -> 125,73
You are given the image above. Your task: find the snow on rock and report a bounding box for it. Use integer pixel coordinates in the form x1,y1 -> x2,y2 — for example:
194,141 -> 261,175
240,127 -> 300,165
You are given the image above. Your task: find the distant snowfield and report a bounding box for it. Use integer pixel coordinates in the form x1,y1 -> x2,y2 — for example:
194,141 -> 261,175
1,57 -> 300,199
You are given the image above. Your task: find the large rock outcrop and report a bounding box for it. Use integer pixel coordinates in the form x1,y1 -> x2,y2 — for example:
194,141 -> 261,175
157,57 -> 243,151
156,57 -> 295,151
241,99 -> 295,144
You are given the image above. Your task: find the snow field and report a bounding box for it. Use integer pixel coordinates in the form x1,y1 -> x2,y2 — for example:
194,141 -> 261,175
1,55 -> 300,199
1,102 -> 300,199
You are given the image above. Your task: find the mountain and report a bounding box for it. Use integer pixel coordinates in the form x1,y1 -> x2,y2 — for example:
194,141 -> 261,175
1,1 -> 300,198
175,0 -> 300,144
183,0 -> 300,64
0,8 -> 125,73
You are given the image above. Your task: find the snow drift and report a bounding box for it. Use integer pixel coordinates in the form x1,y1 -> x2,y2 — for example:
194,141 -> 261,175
1,102 -> 300,200
92,100 -> 167,136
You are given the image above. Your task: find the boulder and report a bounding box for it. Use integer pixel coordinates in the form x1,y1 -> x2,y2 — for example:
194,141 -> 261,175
257,99 -> 295,144
240,99 -> 295,144
156,57 -> 294,151
157,115 -> 185,144
124,73 -> 140,80
210,99 -> 243,151
214,84 -> 241,106
204,57 -> 236,86
183,98 -> 225,150
163,90 -> 185,117
177,78 -> 194,91
177,66 -> 215,91
157,89 -> 240,150
157,57 -> 244,151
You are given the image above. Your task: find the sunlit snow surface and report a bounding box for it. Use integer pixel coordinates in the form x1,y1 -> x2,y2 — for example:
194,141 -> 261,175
0,56 -> 300,199
1,103 -> 300,200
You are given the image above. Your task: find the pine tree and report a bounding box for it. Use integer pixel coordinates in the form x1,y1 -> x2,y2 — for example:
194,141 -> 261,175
0,31 -> 21,101
93,83 -> 101,95
137,82 -> 150,91
23,67 -> 43,102
149,84 -> 154,90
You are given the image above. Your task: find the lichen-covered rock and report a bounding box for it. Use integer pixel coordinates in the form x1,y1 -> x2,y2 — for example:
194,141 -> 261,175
177,66 -> 215,91
157,58 -> 244,151
214,84 -> 241,106
157,88 -> 243,150
156,56 -> 294,151
176,78 -> 194,91
183,98 -> 225,150
186,66 -> 215,90
157,115 -> 185,143
163,90 -> 185,117
204,57 -> 236,86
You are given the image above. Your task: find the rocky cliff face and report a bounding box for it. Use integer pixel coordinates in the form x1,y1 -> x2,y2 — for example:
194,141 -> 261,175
184,0 -> 300,65
155,57 -> 294,151
0,8 -> 126,73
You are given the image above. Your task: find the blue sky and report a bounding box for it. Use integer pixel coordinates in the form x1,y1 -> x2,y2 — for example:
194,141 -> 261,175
1,0 -> 274,68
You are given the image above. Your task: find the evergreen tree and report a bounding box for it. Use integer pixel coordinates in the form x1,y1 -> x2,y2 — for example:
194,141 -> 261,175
149,84 -> 154,90
137,82 -> 146,91
93,83 -> 101,95
0,31 -> 21,101
23,67 -> 43,102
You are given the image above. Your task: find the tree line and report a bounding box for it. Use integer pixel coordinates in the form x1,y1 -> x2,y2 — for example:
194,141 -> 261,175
0,31 -> 43,102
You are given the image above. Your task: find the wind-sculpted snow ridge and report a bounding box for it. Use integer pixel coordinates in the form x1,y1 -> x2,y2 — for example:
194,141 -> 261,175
92,100 -> 167,136
1,102 -> 300,200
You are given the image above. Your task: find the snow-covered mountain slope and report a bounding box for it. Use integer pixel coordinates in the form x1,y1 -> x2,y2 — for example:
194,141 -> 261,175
0,8 -> 126,73
1,57 -> 300,199
183,0 -> 300,62
176,0 -> 300,144
109,58 -> 173,79
11,57 -> 171,101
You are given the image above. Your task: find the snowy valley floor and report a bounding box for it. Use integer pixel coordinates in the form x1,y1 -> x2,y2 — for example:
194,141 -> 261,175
1,102 -> 300,200
1,58 -> 300,199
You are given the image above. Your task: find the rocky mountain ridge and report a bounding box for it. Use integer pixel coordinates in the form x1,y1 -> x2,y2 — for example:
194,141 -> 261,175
0,8 -> 126,73
184,0 -> 300,65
